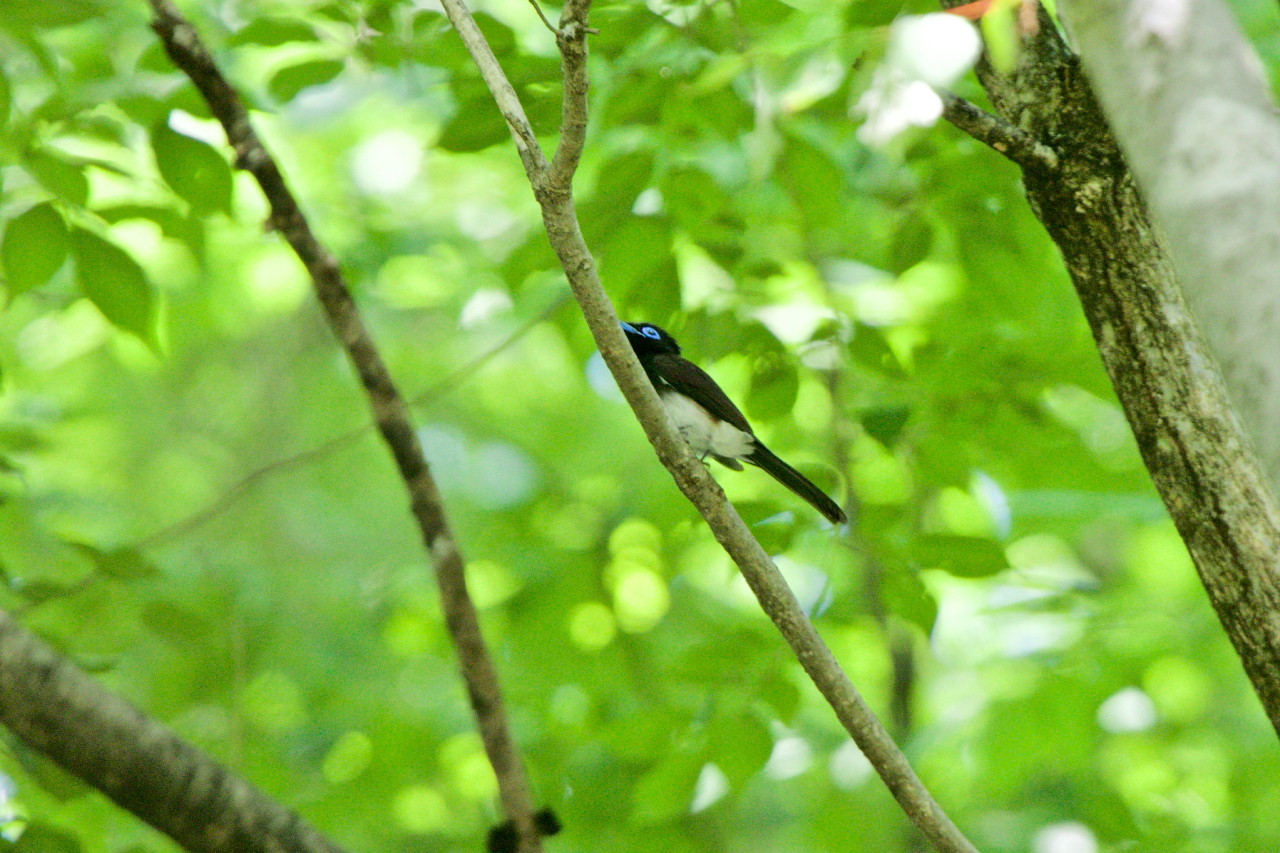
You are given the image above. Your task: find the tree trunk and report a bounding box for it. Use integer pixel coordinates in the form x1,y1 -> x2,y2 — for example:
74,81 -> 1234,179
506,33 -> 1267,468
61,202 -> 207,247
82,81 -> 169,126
959,10 -> 1280,735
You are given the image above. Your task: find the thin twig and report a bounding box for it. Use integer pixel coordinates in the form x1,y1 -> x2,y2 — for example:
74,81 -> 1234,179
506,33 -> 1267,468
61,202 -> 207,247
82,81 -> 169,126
441,2 -> 981,851
145,3 -> 544,851
137,294 -> 570,549
940,91 -> 1059,171
525,0 -> 557,34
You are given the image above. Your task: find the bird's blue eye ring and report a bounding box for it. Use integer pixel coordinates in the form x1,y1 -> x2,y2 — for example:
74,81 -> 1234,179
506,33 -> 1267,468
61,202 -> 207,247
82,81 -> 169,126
642,326 -> 661,340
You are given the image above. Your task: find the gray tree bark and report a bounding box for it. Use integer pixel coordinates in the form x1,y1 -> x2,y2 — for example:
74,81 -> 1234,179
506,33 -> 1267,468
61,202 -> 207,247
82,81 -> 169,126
0,611 -> 350,853
1062,0 -> 1280,491
949,6 -> 1280,735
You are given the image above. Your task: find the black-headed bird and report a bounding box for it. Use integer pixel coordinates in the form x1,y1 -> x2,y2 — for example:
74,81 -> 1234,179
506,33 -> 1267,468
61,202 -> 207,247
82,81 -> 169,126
621,321 -> 847,525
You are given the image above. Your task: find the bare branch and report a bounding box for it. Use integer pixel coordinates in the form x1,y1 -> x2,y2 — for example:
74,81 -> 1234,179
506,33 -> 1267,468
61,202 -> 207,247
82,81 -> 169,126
0,610 -> 351,853
443,2 -> 981,850
549,0 -> 592,189
525,0 -> 557,34
144,2 -> 545,849
439,0 -> 548,180
940,91 -> 1059,171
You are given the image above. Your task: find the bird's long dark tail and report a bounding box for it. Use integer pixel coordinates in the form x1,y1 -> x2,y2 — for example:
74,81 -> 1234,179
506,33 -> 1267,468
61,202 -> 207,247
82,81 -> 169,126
747,445 -> 847,525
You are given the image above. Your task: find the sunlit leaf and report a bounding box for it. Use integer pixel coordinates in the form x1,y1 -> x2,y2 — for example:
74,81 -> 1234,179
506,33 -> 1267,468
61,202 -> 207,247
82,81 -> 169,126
882,567 -> 939,633
708,709 -> 773,787
914,533 -> 1008,578
630,747 -> 704,824
0,0 -> 104,29
746,353 -> 799,420
12,822 -> 82,852
151,121 -> 233,215
24,150 -> 89,207
227,16 -> 317,47
2,202 -> 69,295
267,58 -> 345,102
980,2 -> 1020,73
69,228 -> 156,342
849,325 -> 906,376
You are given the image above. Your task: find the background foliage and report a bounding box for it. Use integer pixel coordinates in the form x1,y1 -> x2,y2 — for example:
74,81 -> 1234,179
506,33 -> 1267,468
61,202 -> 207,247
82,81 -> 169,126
2,1 -> 1280,851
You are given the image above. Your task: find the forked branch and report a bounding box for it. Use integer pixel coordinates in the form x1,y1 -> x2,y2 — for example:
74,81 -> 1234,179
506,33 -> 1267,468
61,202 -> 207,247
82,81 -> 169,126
439,1 -> 981,850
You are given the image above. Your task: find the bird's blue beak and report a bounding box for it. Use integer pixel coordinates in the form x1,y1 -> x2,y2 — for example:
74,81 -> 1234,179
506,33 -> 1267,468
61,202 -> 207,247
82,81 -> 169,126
620,322 -> 640,335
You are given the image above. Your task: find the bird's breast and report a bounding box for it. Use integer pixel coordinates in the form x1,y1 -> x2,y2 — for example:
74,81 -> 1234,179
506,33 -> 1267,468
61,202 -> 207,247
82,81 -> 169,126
659,390 -> 755,461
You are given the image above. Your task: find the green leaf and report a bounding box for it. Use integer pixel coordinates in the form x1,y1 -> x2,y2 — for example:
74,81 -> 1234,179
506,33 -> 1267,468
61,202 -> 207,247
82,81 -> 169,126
737,500 -> 798,553
227,17 -> 317,47
2,202 -> 69,294
708,709 -> 773,787
889,212 -> 933,274
914,534 -> 1009,578
746,353 -> 798,421
68,228 -> 156,342
846,0 -> 905,27
24,150 -> 89,207
268,59 -> 345,102
778,131 -> 845,233
9,737 -> 92,801
12,822 -> 82,852
0,0 -> 104,29
849,324 -> 905,376
630,747 -> 704,824
472,12 -> 516,56
141,600 -> 211,643
12,579 -> 77,604
592,5 -> 666,59
861,404 -> 910,448
438,96 -> 509,153
69,542 -> 160,581
981,4 -> 1020,74
0,67 -> 10,127
882,568 -> 939,634
151,121 -> 233,215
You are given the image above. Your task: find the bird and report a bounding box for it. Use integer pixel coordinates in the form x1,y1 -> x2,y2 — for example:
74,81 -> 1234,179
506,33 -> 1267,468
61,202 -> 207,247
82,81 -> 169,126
620,321 -> 847,525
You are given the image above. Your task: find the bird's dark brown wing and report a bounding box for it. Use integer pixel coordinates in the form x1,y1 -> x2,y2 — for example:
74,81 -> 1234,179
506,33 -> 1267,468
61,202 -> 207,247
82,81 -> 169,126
650,353 -> 754,435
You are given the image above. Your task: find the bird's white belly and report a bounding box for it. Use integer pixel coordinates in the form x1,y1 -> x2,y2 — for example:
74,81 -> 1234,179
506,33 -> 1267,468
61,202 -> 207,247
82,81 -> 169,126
659,390 -> 755,460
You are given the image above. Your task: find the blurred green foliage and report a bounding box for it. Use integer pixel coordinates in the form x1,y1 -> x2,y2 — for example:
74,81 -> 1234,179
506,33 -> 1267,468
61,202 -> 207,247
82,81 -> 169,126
1,1 -> 1278,852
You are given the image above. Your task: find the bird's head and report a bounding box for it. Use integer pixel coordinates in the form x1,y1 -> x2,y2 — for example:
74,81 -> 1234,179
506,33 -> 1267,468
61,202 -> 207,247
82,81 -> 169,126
621,321 -> 680,357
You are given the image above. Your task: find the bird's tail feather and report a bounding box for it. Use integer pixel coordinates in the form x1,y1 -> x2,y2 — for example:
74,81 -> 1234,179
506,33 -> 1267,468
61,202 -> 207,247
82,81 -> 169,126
747,445 -> 847,525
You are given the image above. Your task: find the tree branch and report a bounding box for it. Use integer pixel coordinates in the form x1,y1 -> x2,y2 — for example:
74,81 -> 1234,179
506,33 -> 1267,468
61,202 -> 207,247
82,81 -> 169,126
940,91 -> 1059,171
441,2 -> 980,851
144,2 -> 545,850
549,0 -> 592,190
0,610 -> 351,853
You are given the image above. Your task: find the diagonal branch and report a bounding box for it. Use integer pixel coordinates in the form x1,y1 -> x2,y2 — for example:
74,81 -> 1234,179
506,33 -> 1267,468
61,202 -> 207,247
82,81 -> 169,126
442,1 -> 980,851
144,2 -> 545,851
940,91 -> 1059,171
0,610 -> 351,853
